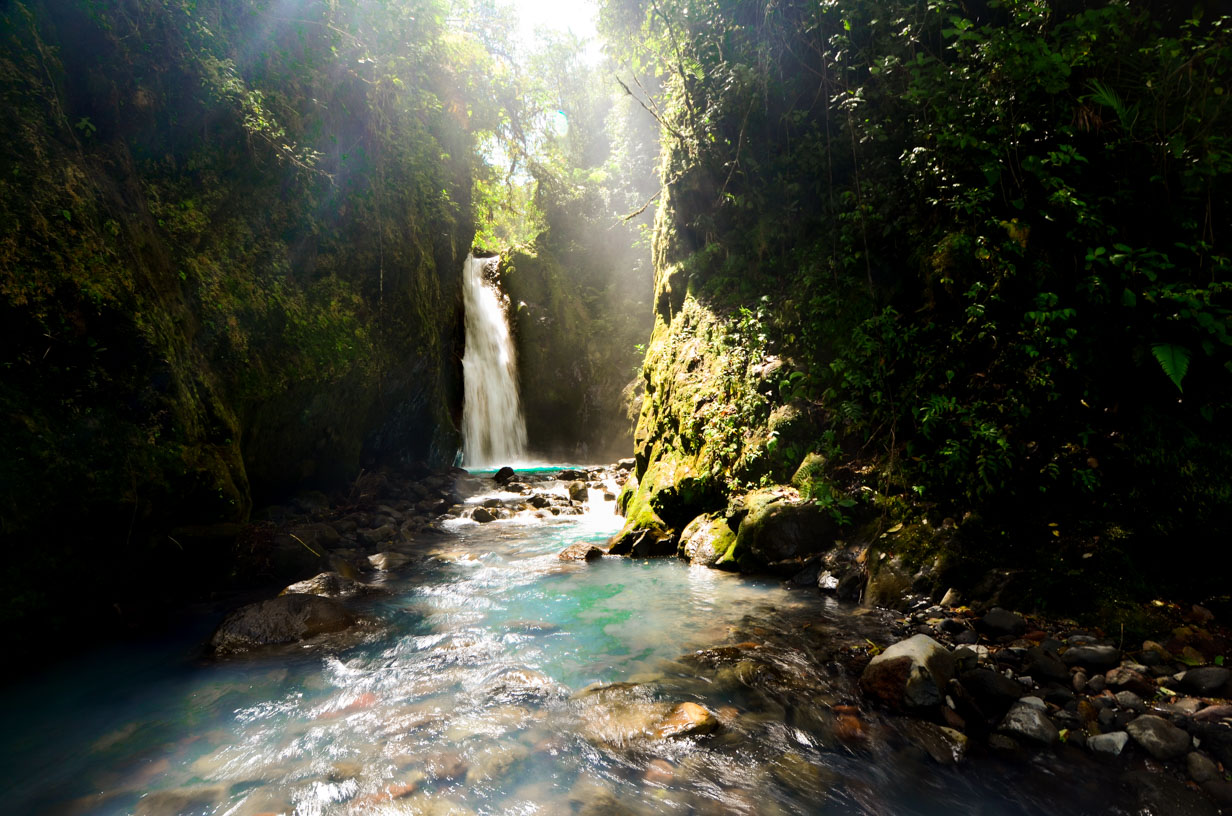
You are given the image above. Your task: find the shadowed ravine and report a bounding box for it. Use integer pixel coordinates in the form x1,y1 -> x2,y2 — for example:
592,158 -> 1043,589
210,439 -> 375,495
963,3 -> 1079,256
2,470 -> 1136,816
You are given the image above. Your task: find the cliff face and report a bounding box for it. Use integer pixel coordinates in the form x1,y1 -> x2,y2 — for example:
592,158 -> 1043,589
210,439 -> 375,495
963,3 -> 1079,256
611,0 -> 1232,611
0,0 -> 474,633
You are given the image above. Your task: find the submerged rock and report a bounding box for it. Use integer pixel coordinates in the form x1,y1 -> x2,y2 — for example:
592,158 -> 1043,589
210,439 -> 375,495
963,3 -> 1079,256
209,594 -> 356,654
652,702 -> 719,739
860,634 -> 955,711
558,543 -> 604,562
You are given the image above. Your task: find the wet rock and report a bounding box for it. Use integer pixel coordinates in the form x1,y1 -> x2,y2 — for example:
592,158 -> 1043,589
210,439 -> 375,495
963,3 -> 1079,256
1087,731 -> 1129,757
608,527 -> 675,558
493,466 -> 516,483
653,702 -> 719,739
567,481 -> 589,502
558,542 -> 604,562
465,743 -> 528,784
1203,779 -> 1232,809
939,588 -> 962,608
556,469 -> 586,480
859,634 -> 955,711
976,608 -> 1027,638
369,551 -> 411,571
281,571 -> 368,599
902,720 -> 968,765
863,554 -> 914,611
998,697 -> 1058,745
209,594 -> 356,654
1127,714 -> 1191,760
1194,704 -> 1232,723
287,522 -> 342,551
1062,644 -> 1121,671
770,752 -> 837,798
471,507 -> 496,523
1188,751 -> 1221,783
1114,690 -> 1146,713
1181,666 -> 1231,695
527,494 -> 551,509
678,513 -> 736,567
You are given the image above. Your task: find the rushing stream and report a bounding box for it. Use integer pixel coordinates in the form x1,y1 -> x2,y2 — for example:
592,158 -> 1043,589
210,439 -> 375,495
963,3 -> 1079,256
5,470 -> 1134,816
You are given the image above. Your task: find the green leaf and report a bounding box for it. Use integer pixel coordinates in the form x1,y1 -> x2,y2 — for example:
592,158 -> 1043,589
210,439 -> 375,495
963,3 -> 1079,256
1151,343 -> 1191,393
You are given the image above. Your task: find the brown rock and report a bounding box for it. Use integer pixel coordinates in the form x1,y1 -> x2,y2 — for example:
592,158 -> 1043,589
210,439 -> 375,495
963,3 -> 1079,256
558,542 -> 604,562
653,702 -> 719,739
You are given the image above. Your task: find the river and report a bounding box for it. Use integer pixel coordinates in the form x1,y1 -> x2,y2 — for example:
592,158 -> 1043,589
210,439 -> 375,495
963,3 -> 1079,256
4,468 -> 1132,815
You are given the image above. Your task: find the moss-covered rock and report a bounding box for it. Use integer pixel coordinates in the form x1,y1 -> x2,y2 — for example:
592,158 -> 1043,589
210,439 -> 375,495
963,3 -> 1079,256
720,487 -> 841,574
677,513 -> 737,566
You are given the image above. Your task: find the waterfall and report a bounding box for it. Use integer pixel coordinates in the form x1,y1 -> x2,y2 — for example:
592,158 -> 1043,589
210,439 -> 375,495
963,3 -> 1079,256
461,254 -> 527,467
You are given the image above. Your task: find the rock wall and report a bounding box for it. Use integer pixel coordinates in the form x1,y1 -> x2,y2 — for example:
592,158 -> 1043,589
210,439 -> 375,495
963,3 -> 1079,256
0,0 -> 474,641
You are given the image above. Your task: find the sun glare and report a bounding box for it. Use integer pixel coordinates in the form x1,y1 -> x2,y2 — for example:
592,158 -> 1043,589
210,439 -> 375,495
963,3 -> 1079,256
512,0 -> 599,51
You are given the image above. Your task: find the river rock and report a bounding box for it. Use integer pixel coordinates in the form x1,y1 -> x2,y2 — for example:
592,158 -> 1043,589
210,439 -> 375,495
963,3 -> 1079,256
1062,644 -> 1121,671
1025,645 -> 1069,682
281,571 -> 367,599
976,608 -> 1027,638
860,634 -> 955,711
1127,714 -> 1191,760
286,522 -> 342,551
209,594 -> 357,654
558,542 -> 603,562
958,668 -> 1024,720
1087,731 -> 1130,757
678,513 -> 736,566
471,507 -> 496,523
1181,666 -> 1232,695
493,466 -> 516,483
998,697 -> 1058,745
1106,666 -> 1157,697
1189,751 -> 1221,783
652,702 -> 719,739
369,551 -> 411,571
567,481 -> 589,502
902,720 -> 968,764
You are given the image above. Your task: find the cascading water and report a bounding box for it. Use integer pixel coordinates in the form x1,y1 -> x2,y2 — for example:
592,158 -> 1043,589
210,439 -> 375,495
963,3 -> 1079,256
461,253 -> 528,466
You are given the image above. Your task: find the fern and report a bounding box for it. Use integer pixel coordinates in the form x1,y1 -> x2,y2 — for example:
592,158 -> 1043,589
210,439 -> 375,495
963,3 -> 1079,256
1151,343 -> 1191,393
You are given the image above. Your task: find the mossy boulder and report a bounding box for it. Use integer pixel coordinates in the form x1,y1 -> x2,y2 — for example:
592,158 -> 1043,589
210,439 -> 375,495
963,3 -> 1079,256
720,487 -> 840,574
678,513 -> 737,566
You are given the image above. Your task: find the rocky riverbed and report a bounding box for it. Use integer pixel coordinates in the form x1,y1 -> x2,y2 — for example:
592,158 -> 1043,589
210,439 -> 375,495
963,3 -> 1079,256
186,461 -> 1232,815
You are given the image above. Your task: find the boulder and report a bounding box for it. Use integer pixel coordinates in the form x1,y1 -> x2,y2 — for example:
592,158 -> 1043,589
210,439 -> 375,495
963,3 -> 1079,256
859,634 -> 955,711
559,543 -> 604,562
368,551 -> 411,571
607,527 -> 675,558
724,488 -> 839,573
209,594 -> 356,654
493,466 -> 516,483
677,513 -> 736,567
998,697 -> 1058,745
567,481 -> 589,502
1127,714 -> 1191,760
471,507 -> 496,523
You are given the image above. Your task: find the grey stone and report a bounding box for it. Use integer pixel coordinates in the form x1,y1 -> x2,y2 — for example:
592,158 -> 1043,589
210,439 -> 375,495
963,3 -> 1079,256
1025,645 -> 1069,682
281,571 -> 367,599
1087,731 -> 1130,757
998,698 -> 1058,745
1127,714 -> 1192,760
368,551 -> 411,571
1114,690 -> 1146,713
860,634 -> 956,711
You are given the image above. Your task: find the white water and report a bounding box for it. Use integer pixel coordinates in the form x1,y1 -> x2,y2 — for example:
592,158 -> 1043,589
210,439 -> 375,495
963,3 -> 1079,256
461,254 -> 528,467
